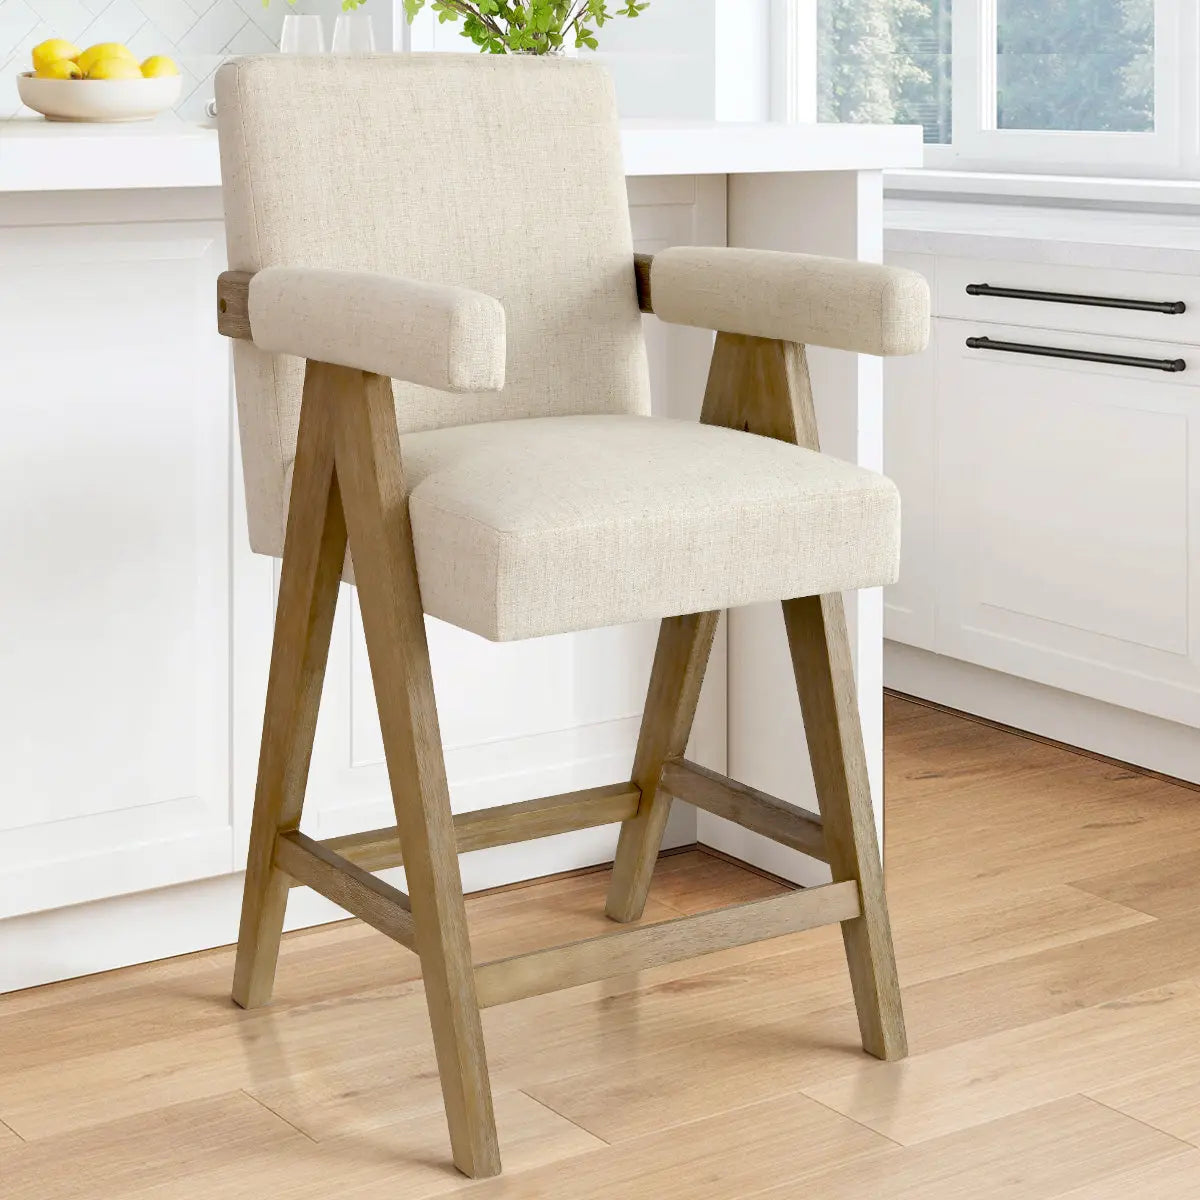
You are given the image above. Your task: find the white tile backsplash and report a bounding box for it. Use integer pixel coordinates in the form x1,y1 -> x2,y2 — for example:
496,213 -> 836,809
0,0 -> 37,48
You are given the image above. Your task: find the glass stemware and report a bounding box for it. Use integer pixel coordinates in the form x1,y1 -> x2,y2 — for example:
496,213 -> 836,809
331,12 -> 376,53
279,14 -> 326,53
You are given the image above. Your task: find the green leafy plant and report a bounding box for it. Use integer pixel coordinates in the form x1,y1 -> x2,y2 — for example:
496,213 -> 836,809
402,0 -> 650,54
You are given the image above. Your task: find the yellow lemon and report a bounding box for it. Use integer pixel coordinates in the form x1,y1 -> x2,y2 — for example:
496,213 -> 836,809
31,38 -> 81,73
76,42 -> 136,75
85,56 -> 143,80
140,55 -> 180,78
35,59 -> 83,79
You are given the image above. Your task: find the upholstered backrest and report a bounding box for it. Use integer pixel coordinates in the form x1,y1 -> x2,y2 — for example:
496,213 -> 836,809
216,54 -> 650,554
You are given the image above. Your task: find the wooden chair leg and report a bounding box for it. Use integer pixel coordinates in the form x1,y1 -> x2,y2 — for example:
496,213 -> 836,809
784,594 -> 907,1060
233,361 -> 347,1010
701,330 -> 907,1061
606,611 -> 720,923
331,364 -> 500,1180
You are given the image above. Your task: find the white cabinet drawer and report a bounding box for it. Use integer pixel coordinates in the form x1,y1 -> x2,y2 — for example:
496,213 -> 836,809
936,257 -> 1200,348
933,318 -> 1200,727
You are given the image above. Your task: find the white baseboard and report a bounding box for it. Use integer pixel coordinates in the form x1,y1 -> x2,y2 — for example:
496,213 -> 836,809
886,642 -> 1200,785
0,807 -> 698,995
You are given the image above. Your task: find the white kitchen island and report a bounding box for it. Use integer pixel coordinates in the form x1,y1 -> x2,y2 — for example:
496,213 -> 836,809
0,113 -> 922,990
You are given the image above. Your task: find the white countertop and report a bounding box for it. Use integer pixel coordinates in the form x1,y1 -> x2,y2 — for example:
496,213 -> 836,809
886,167 -> 1200,210
0,114 -> 923,193
886,199 -> 1200,275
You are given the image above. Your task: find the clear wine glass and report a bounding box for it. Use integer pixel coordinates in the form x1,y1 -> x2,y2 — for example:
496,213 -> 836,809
331,12 -> 376,53
279,14 -> 326,53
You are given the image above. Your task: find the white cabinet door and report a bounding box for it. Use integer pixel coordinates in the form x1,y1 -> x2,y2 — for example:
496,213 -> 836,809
934,318 -> 1200,726
0,218 -> 234,917
883,252 -> 937,650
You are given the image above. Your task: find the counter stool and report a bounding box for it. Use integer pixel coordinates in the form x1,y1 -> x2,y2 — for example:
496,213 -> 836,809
214,53 -> 929,1180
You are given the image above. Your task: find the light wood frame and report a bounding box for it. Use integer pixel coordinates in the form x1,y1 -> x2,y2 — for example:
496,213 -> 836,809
217,256 -> 907,1180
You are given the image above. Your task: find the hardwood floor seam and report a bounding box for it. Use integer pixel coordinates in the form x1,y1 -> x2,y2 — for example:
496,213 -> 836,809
0,1115 -> 25,1143
1059,881 -> 1165,923
1078,1093 -> 1200,1153
515,1089 -> 613,1147
795,1088 -> 908,1149
239,1088 -> 321,1144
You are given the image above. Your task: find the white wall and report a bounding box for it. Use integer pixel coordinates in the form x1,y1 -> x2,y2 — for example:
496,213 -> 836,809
406,0 -> 773,120
714,0 -> 772,121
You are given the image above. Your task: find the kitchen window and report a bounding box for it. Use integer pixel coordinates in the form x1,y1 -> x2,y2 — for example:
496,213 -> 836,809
778,0 -> 1199,176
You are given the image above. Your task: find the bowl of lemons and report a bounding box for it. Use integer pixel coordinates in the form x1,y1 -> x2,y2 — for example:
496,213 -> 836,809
18,40 -> 181,122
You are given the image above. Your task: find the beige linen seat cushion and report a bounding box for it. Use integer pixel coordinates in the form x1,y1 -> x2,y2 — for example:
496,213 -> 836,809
286,413 -> 899,642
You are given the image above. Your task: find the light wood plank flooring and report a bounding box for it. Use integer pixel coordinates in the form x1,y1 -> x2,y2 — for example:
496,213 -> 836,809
4,694 -> 1200,1198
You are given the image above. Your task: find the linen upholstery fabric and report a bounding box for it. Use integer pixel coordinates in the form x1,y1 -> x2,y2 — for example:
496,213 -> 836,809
216,55 -> 650,554
651,247 -> 931,356
284,414 -> 901,642
248,268 -> 507,394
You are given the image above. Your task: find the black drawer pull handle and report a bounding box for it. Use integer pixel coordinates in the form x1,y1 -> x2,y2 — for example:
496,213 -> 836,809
966,283 -> 1186,315
966,336 -> 1187,373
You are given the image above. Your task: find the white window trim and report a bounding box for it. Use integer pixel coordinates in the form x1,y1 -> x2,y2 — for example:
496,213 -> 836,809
778,0 -> 1200,179
771,0 -> 817,122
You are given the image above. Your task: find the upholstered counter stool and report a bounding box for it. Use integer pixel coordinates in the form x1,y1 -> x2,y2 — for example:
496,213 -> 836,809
214,54 -> 930,1180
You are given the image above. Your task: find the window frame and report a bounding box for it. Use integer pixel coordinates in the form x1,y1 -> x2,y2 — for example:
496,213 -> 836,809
777,0 -> 1200,178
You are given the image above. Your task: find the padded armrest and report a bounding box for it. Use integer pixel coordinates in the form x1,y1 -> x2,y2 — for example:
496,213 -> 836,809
245,267 -> 507,393
649,247 -> 930,356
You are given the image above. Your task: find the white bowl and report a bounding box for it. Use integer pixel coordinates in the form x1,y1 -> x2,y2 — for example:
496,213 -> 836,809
17,71 -> 182,122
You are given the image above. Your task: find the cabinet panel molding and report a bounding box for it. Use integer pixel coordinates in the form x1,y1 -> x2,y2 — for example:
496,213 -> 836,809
933,319 -> 1200,727
0,219 -> 233,917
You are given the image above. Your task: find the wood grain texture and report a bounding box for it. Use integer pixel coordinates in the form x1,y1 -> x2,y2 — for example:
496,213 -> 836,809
274,831 -> 416,951
698,331 -> 815,443
605,612 -> 720,922
10,703 -> 1200,1199
1052,1154 -> 1200,1200
806,977 -> 1200,1145
634,252 -> 654,314
1071,847 -> 1200,920
0,1093 -> 302,1200
700,330 -> 906,1061
785,594 -> 907,1060
1090,1054 -> 1200,1149
232,358 -> 347,1011
0,854 -> 729,1143
476,881 -> 859,1007
315,783 -> 641,879
745,1096 -> 1190,1200
331,366 -> 500,1178
661,758 -> 828,862
216,270 -> 252,340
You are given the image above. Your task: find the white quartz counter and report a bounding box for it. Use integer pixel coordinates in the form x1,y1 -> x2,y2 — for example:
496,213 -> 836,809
0,114 -> 923,192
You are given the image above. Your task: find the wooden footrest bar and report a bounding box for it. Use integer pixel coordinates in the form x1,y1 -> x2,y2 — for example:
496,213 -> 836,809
661,758 -> 829,863
473,879 -> 860,1008
297,782 -> 642,880
275,830 -> 417,952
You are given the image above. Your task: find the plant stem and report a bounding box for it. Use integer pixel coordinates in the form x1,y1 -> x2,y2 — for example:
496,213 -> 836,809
565,0 -> 589,37
442,0 -> 504,37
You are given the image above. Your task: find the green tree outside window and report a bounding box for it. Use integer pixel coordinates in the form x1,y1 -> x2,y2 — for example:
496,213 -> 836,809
818,0 -> 1154,144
